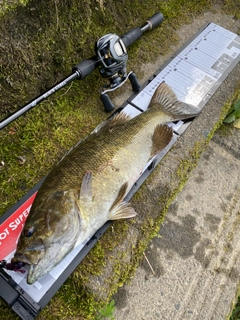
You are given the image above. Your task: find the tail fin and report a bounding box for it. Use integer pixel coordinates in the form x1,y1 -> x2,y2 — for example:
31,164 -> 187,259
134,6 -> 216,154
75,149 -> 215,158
149,82 -> 201,120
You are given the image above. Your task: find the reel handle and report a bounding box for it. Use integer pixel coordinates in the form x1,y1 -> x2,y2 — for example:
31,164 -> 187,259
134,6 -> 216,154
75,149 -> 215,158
100,93 -> 115,112
121,12 -> 164,48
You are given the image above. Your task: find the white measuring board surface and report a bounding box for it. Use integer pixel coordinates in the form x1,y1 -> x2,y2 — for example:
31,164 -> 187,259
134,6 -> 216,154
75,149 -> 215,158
4,239 -> 90,303
128,22 -> 240,134
1,22 -> 240,318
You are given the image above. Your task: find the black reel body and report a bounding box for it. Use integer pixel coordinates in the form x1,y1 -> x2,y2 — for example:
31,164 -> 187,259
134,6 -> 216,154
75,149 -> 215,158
0,12 -> 164,129
96,34 -> 128,79
96,33 -> 136,112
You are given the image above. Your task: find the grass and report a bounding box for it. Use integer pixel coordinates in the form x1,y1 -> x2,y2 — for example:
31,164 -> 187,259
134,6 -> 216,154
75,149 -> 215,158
0,0 -> 215,218
96,300 -> 116,320
0,80 -> 105,216
1,0 -> 240,319
230,300 -> 240,320
225,97 -> 240,320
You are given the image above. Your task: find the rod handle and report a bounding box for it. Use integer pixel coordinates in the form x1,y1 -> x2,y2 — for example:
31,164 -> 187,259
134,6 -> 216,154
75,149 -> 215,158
121,12 -> 164,48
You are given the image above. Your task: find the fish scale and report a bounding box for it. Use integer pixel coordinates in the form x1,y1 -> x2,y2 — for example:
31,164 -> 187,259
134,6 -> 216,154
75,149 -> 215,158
12,82 -> 200,284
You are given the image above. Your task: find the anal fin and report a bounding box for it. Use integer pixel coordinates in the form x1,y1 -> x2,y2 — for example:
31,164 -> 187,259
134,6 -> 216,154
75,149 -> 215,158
109,201 -> 137,220
151,124 -> 173,158
109,182 -> 137,220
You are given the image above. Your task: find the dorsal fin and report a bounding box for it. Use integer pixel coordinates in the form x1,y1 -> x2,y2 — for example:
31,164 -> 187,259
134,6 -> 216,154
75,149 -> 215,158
93,111 -> 131,134
149,82 -> 201,120
57,112 -> 131,165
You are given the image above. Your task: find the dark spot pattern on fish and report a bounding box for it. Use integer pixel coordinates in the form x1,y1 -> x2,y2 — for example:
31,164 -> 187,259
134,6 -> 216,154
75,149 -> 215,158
12,82 -> 201,283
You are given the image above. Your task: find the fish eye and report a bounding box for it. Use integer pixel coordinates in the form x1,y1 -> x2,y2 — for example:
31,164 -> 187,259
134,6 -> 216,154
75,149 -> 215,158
24,226 -> 35,237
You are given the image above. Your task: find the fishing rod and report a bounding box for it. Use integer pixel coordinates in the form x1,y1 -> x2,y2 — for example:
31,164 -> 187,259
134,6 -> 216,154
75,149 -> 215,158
0,12 -> 164,130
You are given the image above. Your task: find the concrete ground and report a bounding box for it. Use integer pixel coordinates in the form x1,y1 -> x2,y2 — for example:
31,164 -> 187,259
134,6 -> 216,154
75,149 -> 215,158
113,126 -> 240,320
113,12 -> 240,320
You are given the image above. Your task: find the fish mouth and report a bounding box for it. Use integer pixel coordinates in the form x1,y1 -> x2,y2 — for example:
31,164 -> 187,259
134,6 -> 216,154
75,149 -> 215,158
12,253 -> 32,265
27,264 -> 37,284
11,255 -> 38,284
11,255 -> 41,284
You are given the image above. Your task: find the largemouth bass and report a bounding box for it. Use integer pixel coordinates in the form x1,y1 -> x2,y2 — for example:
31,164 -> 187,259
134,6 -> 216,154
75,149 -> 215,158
12,82 -> 200,284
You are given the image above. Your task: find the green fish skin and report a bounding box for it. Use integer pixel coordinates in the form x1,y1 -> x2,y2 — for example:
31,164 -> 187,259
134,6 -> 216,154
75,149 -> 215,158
12,82 -> 200,284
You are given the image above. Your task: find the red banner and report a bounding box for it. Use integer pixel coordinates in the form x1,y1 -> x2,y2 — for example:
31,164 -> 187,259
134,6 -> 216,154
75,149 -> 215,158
0,192 -> 38,260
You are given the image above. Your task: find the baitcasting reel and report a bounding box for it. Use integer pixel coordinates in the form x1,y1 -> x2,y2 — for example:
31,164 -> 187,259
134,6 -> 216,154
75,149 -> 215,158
94,33 -> 141,111
96,34 -> 128,82
0,12 -> 164,130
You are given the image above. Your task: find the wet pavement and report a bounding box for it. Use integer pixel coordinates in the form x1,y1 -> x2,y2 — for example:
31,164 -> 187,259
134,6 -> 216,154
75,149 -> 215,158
112,12 -> 240,320
113,126 -> 240,319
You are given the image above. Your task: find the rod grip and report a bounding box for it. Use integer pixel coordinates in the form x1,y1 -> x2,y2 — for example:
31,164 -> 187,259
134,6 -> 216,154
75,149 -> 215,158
121,28 -> 143,49
72,56 -> 99,80
121,12 -> 164,48
146,12 -> 164,30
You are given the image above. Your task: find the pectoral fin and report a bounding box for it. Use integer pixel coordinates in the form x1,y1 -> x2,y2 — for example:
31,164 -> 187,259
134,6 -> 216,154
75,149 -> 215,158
150,124 -> 173,158
80,171 -> 93,204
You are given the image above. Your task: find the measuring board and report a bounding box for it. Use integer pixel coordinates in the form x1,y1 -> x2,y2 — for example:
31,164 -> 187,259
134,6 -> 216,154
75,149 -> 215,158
0,22 -> 240,320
